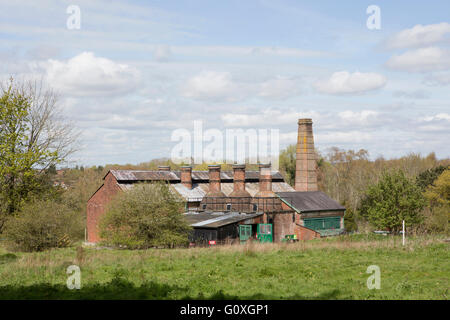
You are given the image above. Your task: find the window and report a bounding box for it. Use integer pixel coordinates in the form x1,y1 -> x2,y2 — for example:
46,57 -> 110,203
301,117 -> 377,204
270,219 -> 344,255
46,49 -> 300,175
202,204 -> 207,210
253,203 -> 258,212
226,203 -> 232,211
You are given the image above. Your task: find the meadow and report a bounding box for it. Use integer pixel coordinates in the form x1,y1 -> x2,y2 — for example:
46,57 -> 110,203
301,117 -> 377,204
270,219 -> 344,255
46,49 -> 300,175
0,234 -> 448,300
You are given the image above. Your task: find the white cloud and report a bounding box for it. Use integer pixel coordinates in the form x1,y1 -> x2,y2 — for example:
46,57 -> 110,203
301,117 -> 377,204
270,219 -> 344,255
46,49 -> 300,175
385,23 -> 450,49
258,77 -> 301,100
221,109 -> 319,127
314,71 -> 387,94
182,71 -> 302,101
44,52 -> 140,96
182,70 -> 246,101
385,47 -> 450,72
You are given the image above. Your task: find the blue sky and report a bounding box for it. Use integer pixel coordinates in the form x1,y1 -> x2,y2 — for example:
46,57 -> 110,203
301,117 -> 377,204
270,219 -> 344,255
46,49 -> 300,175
1,0 -> 449,166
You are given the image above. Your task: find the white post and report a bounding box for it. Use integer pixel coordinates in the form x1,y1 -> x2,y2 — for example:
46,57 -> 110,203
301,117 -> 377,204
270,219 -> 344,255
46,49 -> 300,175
402,220 -> 405,246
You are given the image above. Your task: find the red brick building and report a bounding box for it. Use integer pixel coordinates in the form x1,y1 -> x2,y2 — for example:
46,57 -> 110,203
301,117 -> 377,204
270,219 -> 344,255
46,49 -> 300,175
86,118 -> 345,244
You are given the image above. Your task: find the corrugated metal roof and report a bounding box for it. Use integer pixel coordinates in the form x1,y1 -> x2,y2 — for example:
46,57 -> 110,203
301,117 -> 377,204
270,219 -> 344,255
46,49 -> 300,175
184,212 -> 263,228
276,191 -> 345,213
110,170 -> 180,181
172,182 -> 294,201
109,169 -> 284,182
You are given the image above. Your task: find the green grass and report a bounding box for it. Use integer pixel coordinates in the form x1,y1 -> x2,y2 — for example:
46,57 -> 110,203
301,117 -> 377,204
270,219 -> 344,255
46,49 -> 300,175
0,235 -> 448,299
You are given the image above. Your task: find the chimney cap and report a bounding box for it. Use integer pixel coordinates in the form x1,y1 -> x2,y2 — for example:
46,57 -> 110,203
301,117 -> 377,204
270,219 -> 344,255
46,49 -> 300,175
258,163 -> 271,169
158,165 -> 170,170
180,165 -> 192,170
208,164 -> 221,169
232,164 -> 246,169
298,118 -> 313,124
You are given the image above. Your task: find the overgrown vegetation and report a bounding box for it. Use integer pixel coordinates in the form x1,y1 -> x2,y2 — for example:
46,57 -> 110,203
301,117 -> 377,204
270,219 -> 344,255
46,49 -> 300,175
100,182 -> 192,249
3,199 -> 83,252
0,235 -> 447,299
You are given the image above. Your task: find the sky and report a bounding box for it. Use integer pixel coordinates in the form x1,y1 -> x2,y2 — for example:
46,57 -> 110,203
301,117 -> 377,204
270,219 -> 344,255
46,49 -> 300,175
1,0 -> 449,166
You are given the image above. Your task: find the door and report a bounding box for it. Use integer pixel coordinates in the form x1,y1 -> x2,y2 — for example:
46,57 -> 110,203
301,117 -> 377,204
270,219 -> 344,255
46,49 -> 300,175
257,223 -> 273,243
239,225 -> 252,244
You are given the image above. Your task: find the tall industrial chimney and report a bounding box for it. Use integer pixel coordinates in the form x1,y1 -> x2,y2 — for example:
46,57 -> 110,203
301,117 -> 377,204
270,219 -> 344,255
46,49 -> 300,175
295,119 -> 318,192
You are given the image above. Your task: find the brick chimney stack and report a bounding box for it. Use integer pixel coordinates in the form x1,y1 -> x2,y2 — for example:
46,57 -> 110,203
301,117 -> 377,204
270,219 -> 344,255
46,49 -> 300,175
180,166 -> 192,189
202,165 -> 227,211
231,164 -> 247,193
295,118 -> 318,191
258,163 -> 272,194
158,165 -> 170,171
229,164 -> 251,212
207,165 -> 222,194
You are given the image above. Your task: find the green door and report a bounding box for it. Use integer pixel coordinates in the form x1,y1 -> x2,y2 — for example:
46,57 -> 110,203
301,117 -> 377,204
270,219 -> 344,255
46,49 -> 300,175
304,217 -> 341,230
239,225 -> 252,244
257,224 -> 273,243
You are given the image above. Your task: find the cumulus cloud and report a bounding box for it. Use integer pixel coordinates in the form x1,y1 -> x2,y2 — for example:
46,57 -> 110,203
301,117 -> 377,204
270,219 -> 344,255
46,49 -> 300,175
221,109 -> 319,127
314,71 -> 387,94
182,71 -> 302,101
258,77 -> 301,100
44,52 -> 140,96
385,47 -> 450,72
181,71 -> 241,101
385,23 -> 450,49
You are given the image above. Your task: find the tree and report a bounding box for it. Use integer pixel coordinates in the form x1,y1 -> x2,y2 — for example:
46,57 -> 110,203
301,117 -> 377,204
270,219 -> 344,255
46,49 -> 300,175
423,169 -> 450,233
416,165 -> 448,190
279,144 -> 296,186
359,170 -> 425,232
0,78 -> 78,230
100,182 -> 192,249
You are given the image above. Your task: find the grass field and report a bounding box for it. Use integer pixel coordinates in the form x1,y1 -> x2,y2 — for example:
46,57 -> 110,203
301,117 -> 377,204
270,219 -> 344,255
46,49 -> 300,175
0,234 -> 448,299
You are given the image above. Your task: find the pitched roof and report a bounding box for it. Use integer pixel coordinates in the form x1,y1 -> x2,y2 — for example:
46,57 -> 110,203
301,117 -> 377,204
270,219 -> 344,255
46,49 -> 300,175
276,191 -> 345,213
108,169 -> 285,182
184,212 -> 263,229
119,181 -> 295,201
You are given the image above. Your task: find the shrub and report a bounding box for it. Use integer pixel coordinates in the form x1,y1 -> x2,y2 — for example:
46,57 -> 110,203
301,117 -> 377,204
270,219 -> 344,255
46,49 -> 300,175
3,199 -> 83,252
359,170 -> 425,232
100,182 -> 191,249
343,208 -> 358,233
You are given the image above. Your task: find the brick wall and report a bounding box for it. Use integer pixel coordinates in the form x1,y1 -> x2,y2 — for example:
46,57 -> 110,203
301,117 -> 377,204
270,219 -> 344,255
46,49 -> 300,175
86,172 -> 121,243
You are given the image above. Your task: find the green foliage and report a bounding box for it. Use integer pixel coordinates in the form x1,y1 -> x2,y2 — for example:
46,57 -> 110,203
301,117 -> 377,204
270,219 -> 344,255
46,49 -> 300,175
3,199 -> 83,252
359,170 -> 425,232
279,144 -> 296,186
100,182 -> 192,249
343,208 -> 358,232
422,169 -> 450,233
0,79 -> 68,230
416,165 -> 448,190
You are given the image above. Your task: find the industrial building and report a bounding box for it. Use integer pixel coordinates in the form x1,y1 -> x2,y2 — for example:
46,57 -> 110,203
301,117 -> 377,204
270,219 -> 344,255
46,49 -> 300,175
86,118 -> 346,244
